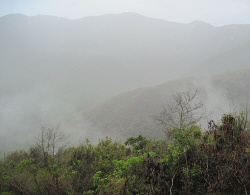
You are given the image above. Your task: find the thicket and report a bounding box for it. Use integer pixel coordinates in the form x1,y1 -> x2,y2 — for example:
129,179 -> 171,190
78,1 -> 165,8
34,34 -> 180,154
1,112 -> 250,194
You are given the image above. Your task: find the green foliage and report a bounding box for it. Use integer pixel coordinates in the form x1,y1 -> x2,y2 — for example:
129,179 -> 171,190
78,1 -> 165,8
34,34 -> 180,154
124,134 -> 148,151
92,155 -> 145,194
15,158 -> 34,171
112,156 -> 143,178
2,113 -> 250,194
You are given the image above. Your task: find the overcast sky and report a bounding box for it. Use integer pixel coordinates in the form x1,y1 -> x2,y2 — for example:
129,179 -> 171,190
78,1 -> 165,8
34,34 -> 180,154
0,0 -> 250,26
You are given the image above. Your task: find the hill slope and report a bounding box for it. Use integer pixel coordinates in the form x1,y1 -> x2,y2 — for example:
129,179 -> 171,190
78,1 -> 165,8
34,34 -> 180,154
85,68 -> 250,140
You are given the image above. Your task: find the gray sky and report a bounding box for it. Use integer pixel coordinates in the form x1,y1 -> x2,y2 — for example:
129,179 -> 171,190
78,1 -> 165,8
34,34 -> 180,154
0,0 -> 250,26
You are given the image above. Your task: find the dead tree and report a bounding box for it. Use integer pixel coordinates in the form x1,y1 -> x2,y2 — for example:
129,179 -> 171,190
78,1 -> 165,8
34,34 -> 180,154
154,88 -> 206,136
35,123 -> 69,166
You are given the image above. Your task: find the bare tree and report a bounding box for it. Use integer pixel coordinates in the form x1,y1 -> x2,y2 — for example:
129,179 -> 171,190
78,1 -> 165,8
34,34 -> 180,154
154,88 -> 206,135
35,123 -> 69,166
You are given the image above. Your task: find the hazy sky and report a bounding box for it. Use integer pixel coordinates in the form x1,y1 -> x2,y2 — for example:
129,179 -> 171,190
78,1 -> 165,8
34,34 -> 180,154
0,0 -> 250,26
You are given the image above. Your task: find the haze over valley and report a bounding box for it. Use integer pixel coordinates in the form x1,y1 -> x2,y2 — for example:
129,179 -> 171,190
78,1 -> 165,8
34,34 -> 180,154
1,12 -> 250,152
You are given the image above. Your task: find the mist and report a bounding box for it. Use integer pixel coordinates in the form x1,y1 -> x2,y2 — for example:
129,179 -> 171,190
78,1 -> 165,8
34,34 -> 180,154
1,11 -> 250,154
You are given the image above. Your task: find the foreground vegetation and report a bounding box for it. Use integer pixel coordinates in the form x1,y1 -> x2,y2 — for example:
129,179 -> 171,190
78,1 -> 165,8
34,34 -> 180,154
1,112 -> 250,194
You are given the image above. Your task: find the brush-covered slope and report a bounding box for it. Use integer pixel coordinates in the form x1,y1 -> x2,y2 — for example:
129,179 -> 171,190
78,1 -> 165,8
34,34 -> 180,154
85,78 -> 197,139
85,68 -> 250,140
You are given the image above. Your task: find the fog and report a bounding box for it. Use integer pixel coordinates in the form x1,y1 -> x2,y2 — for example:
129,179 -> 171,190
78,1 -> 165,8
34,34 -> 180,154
1,11 -> 250,154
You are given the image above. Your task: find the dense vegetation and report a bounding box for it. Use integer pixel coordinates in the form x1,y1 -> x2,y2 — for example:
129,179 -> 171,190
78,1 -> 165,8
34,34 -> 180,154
1,112 -> 250,194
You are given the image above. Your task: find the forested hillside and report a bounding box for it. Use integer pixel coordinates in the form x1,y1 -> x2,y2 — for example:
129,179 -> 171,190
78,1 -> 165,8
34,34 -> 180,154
86,68 -> 250,140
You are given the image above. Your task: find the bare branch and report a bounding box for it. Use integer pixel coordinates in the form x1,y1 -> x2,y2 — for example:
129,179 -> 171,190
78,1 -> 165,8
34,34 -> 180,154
153,88 -> 206,137
35,123 -> 70,163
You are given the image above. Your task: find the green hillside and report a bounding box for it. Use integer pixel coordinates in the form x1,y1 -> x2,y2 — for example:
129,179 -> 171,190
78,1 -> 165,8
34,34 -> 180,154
86,67 -> 250,140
